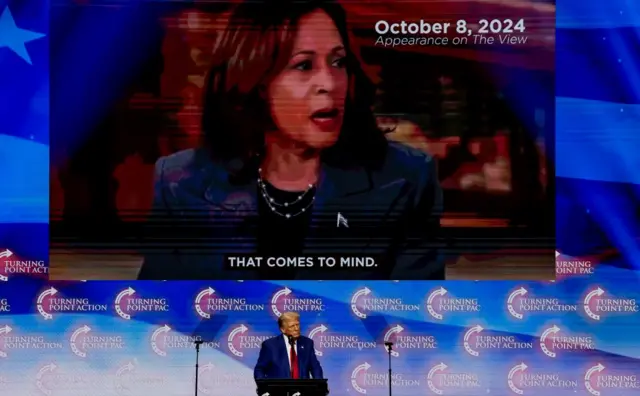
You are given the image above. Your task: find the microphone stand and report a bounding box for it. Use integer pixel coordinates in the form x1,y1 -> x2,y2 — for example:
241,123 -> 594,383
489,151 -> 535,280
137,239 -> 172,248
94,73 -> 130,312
194,340 -> 204,396
384,342 -> 393,396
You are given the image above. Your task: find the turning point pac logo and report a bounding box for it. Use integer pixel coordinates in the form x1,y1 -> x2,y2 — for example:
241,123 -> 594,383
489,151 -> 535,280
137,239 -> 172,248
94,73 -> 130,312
555,250 -> 594,276
507,286 -> 576,320
507,362 -> 577,394
426,287 -> 480,320
194,287 -> 264,319
196,362 -> 253,394
227,324 -> 269,358
35,363 -> 111,396
584,363 -> 640,395
583,287 -> 638,321
36,287 -> 108,320
427,362 -> 481,395
114,287 -> 169,320
351,361 -> 420,394
0,298 -> 9,313
150,325 -> 219,357
115,360 -> 166,395
70,325 -> 124,358
308,324 -> 376,357
382,324 -> 436,357
270,287 -> 324,317
539,325 -> 595,358
350,287 -> 419,319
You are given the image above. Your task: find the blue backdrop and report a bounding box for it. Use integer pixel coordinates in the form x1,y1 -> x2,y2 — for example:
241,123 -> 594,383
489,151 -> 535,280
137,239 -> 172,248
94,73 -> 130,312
0,278 -> 638,395
1,0 -> 640,395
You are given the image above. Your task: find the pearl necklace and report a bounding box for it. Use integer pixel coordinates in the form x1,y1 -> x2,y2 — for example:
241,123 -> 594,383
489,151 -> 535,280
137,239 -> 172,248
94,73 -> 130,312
257,168 -> 316,219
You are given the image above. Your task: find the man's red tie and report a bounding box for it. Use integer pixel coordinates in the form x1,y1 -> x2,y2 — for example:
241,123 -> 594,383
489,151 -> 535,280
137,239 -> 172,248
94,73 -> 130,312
290,342 -> 299,379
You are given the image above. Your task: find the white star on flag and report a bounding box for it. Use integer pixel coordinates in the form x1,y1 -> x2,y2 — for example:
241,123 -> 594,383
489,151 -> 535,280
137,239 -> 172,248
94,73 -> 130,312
0,6 -> 45,64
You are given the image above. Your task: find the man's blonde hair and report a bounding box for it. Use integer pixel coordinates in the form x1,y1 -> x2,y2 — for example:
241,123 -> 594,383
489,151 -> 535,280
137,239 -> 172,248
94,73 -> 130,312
278,312 -> 300,329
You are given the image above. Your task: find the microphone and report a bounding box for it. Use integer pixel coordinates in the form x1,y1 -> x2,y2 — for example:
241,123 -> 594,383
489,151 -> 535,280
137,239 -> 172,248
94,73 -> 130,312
384,341 -> 393,350
194,340 -> 204,345
287,335 -> 296,346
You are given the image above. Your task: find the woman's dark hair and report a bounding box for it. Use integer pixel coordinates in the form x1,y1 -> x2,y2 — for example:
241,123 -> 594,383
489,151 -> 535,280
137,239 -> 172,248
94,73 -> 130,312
201,0 -> 388,172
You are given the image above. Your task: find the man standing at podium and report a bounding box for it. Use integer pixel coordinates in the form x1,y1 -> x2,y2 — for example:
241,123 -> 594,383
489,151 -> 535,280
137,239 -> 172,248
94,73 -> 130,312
254,312 -> 324,380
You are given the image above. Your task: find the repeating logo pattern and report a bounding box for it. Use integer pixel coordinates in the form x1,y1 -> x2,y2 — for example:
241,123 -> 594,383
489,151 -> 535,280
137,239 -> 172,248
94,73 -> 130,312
0,249 -> 48,281
582,287 -> 638,321
426,286 -> 480,320
194,287 -> 264,319
506,286 -> 577,320
271,287 -> 325,318
0,280 -> 638,396
114,287 -> 169,320
2,0 -> 637,395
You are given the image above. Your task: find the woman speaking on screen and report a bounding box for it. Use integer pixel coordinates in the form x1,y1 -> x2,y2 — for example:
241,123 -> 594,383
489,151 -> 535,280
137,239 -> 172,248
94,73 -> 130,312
138,0 -> 444,280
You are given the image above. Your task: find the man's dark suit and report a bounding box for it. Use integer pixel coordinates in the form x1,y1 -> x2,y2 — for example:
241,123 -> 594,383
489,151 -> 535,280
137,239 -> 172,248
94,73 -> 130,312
254,335 -> 323,380
137,142 -> 444,280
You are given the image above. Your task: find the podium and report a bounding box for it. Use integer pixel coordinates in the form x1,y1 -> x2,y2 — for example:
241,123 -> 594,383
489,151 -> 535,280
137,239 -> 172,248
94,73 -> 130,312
256,379 -> 328,396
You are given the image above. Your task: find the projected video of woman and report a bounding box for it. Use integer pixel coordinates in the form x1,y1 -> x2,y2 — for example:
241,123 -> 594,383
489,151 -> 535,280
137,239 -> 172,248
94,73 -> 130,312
137,0 -> 444,280
49,0 -> 555,281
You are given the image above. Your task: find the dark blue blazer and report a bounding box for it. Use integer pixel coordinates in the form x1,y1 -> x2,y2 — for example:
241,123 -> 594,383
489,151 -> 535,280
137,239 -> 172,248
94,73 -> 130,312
137,142 -> 444,280
254,335 -> 323,380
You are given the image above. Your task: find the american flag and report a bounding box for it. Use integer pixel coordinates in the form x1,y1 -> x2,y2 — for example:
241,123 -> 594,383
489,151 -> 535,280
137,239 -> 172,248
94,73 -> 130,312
0,0 -> 163,278
0,0 -> 639,279
556,0 -> 640,273
0,0 -> 48,275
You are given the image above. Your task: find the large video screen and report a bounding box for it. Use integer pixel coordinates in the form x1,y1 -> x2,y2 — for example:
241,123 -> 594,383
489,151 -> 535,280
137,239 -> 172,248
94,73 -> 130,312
49,0 -> 555,280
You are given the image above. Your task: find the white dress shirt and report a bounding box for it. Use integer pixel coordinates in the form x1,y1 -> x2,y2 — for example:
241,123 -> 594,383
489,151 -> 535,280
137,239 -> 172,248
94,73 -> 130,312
283,334 -> 298,371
